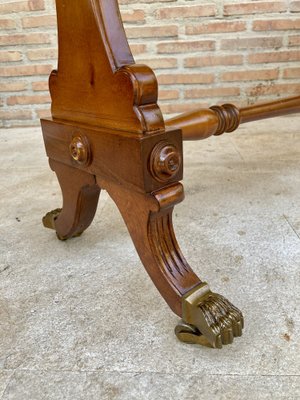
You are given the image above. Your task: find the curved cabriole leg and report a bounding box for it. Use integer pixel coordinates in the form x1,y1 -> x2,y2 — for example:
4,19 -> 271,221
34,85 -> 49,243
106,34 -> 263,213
98,177 -> 244,348
43,159 -> 100,240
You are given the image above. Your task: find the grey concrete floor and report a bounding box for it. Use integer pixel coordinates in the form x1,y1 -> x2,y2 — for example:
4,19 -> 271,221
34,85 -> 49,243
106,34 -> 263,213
0,116 -> 300,400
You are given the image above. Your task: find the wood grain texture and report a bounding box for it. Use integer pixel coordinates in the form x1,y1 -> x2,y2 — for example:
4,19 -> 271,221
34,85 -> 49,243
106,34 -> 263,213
40,0 -> 199,316
166,95 -> 300,140
47,159 -> 100,240
97,178 -> 201,316
50,0 -> 164,133
41,0 -> 299,340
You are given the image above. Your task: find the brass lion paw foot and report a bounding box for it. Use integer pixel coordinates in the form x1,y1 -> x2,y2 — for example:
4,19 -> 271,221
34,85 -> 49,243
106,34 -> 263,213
175,283 -> 244,349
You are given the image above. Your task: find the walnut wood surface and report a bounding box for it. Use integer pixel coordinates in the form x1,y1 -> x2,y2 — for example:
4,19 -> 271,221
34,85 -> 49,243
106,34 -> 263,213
97,178 -> 201,316
41,0 -> 299,345
240,95 -> 300,123
41,0 -> 204,319
41,116 -> 198,316
50,0 -> 164,133
166,95 -> 300,140
48,160 -> 100,240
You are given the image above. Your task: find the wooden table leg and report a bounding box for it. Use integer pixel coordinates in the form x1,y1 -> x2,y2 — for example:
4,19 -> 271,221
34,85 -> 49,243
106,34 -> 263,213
43,159 -> 100,240
40,0 -> 246,349
98,177 -> 244,348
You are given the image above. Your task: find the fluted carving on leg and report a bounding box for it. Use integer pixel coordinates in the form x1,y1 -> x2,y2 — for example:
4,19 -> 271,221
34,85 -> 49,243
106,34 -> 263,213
97,178 -> 202,316
98,176 -> 244,349
149,212 -> 190,278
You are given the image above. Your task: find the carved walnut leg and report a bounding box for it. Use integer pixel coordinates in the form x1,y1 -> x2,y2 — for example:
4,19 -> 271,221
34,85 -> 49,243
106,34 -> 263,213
98,177 -> 244,348
43,159 -> 100,240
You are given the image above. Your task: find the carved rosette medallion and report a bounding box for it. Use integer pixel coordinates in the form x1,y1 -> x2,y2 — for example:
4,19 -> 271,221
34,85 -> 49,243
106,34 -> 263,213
150,141 -> 181,182
69,134 -> 91,166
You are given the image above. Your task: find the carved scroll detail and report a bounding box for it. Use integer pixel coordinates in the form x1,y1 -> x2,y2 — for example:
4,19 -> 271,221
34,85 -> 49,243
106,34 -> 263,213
49,0 -> 164,134
146,184 -> 204,307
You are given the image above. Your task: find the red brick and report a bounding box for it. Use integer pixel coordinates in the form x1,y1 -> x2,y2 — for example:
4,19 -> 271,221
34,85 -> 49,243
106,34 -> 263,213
119,0 -> 175,3
0,110 -> 32,120
158,89 -> 179,100
157,73 -> 214,85
160,103 -> 209,115
0,0 -> 44,14
291,1 -> 300,12
221,36 -> 283,50
186,21 -> 246,35
0,18 -> 16,29
129,44 -> 147,55
22,15 -> 56,28
248,51 -> 300,63
0,0 -> 299,127
246,83 -> 300,96
27,48 -> 58,60
0,50 -> 22,62
0,64 -> 52,77
157,40 -> 215,54
36,108 -> 51,118
0,33 -> 51,46
221,69 -> 279,82
253,19 -> 300,31
185,55 -> 243,68
135,57 -> 177,69
288,35 -> 300,46
32,81 -> 48,91
121,9 -> 145,23
283,67 -> 300,78
7,94 -> 50,105
126,25 -> 178,38
185,87 -> 240,99
0,81 -> 27,92
156,5 -> 216,19
224,1 -> 287,16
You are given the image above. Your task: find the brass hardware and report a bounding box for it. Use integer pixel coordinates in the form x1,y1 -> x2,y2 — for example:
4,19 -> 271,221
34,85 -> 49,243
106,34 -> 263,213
42,208 -> 62,230
150,141 -> 181,182
175,282 -> 244,349
69,135 -> 91,165
42,208 -> 83,240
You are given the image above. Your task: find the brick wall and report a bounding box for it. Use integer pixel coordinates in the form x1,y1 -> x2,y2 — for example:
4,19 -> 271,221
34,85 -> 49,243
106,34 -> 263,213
0,0 -> 299,127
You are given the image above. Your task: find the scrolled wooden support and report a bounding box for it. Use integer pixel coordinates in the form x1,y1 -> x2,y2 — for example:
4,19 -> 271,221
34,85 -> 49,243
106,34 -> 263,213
42,159 -> 100,241
97,178 -> 244,348
42,112 -> 244,348
44,0 -> 300,351
49,0 -> 164,134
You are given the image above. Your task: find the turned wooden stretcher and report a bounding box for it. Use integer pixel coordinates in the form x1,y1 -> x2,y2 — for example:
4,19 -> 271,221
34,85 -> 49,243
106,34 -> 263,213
41,0 -> 300,349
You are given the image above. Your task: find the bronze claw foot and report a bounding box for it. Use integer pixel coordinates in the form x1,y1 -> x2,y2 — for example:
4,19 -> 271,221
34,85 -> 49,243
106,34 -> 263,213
42,208 -> 84,240
42,208 -> 62,230
175,283 -> 244,349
